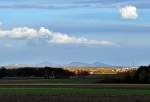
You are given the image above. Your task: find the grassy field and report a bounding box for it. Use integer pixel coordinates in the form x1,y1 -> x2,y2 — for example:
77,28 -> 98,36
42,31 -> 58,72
0,87 -> 150,95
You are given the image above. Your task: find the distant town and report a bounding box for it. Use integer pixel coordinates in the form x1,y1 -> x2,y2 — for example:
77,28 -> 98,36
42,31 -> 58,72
65,67 -> 138,75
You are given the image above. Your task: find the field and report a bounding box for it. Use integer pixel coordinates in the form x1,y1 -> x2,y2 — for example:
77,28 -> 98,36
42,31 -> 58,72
0,78 -> 99,84
0,87 -> 150,102
0,94 -> 150,102
0,78 -> 150,102
0,87 -> 150,95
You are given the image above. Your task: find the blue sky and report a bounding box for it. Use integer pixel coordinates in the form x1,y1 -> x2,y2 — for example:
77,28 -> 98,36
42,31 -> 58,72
0,0 -> 149,66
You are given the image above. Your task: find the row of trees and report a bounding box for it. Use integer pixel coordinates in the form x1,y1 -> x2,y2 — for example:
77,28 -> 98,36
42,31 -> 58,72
98,65 -> 150,84
0,67 -> 75,79
134,65 -> 150,83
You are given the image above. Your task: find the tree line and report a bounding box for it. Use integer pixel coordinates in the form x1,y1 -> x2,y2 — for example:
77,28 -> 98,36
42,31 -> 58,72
0,67 -> 75,79
98,65 -> 150,84
0,65 -> 150,83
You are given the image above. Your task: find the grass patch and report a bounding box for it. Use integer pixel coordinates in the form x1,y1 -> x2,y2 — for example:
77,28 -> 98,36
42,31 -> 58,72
0,88 -> 150,95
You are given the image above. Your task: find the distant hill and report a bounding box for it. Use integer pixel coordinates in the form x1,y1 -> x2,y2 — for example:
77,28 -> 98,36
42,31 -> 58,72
38,62 -> 62,67
3,62 -> 112,68
65,62 -> 112,67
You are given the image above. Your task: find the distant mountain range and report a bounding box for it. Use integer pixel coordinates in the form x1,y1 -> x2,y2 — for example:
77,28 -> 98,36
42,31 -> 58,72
3,62 -> 112,68
65,62 -> 112,67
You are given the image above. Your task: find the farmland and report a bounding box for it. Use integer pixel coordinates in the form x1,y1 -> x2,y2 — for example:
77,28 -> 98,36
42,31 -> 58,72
0,94 -> 150,102
0,85 -> 150,102
0,78 -> 99,84
0,87 -> 150,95
0,78 -> 150,102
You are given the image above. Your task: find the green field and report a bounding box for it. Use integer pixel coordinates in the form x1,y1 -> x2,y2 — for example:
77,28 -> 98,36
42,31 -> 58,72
0,78 -> 150,96
0,87 -> 150,95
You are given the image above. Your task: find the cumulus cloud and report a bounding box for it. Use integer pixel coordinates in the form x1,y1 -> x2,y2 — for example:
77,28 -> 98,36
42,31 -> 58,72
0,27 -> 116,46
120,5 -> 138,19
0,27 -> 46,39
49,32 -> 113,45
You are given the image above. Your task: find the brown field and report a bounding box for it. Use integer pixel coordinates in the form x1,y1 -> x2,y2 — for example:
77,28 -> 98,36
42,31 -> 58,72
0,94 -> 149,102
0,83 -> 150,88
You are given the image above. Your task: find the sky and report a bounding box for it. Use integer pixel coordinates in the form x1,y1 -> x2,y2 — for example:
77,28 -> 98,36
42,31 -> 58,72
0,0 -> 149,66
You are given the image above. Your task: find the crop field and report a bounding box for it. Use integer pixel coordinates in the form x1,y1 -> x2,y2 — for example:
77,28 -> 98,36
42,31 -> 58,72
0,87 -> 149,102
0,87 -> 150,95
0,78 -> 150,102
0,94 -> 149,102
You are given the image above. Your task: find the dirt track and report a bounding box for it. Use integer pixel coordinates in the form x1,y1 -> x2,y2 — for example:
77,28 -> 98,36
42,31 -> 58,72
0,84 -> 150,88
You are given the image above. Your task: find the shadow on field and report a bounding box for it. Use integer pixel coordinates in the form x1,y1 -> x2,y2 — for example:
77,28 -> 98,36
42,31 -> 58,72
0,94 -> 150,102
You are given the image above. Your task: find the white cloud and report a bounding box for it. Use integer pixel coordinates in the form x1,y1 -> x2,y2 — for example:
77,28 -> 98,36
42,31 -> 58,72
0,27 -> 50,39
49,33 -> 113,45
120,5 -> 138,19
0,27 -> 116,46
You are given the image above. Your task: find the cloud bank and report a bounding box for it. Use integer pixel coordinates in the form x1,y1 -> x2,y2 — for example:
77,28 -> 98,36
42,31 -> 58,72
120,5 -> 138,19
0,27 -> 115,46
